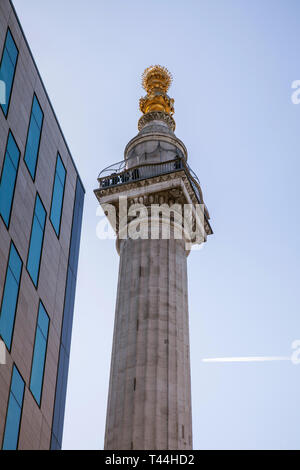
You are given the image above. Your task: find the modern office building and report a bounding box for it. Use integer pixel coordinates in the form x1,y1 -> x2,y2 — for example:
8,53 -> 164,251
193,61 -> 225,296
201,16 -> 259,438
95,66 -> 212,449
0,0 -> 84,450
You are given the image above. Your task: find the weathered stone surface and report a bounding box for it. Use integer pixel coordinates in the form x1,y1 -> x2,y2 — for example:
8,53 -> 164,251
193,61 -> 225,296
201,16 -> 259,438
104,237 -> 192,450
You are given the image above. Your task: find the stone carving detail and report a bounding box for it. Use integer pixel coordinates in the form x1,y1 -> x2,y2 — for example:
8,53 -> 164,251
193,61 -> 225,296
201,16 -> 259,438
138,111 -> 176,132
127,188 -> 186,208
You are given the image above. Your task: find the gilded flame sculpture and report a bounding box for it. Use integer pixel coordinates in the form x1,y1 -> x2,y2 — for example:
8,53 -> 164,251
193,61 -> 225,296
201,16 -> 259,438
138,65 -> 176,131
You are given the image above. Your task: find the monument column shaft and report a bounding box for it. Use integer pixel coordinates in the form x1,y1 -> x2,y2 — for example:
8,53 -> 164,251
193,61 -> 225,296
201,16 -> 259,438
104,237 -> 193,450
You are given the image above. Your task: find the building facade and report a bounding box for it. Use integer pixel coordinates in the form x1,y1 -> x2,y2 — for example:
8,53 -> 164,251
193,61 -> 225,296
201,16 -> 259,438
0,0 -> 84,450
95,66 -> 212,449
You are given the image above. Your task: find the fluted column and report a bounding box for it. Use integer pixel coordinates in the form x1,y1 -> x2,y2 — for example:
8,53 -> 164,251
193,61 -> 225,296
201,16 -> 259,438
96,65 -> 212,452
104,237 -> 192,450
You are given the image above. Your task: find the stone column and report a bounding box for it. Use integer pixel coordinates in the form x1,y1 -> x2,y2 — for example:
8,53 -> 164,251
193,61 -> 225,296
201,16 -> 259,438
96,65 -> 212,451
104,236 -> 193,450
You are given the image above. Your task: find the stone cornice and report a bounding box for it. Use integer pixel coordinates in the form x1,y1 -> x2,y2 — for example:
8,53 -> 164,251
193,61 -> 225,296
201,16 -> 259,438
94,170 -> 213,239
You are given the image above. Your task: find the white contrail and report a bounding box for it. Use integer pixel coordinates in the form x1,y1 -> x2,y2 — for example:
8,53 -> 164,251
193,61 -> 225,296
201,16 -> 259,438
202,356 -> 291,363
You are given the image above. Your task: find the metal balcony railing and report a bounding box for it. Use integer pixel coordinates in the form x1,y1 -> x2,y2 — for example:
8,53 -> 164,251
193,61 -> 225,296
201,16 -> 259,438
97,156 -> 203,204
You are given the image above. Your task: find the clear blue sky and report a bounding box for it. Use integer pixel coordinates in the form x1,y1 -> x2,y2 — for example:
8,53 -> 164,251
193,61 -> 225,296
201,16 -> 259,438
13,0 -> 300,450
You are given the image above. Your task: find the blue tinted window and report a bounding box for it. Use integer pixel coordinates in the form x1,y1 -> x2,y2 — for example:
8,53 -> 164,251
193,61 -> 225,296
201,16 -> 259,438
35,194 -> 46,227
0,243 -> 22,350
51,178 -> 84,449
27,194 -> 46,287
50,154 -> 66,236
2,366 -> 25,450
0,132 -> 20,227
30,303 -> 49,406
5,31 -> 18,64
24,95 -> 43,180
32,97 -> 43,127
0,30 -> 18,116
